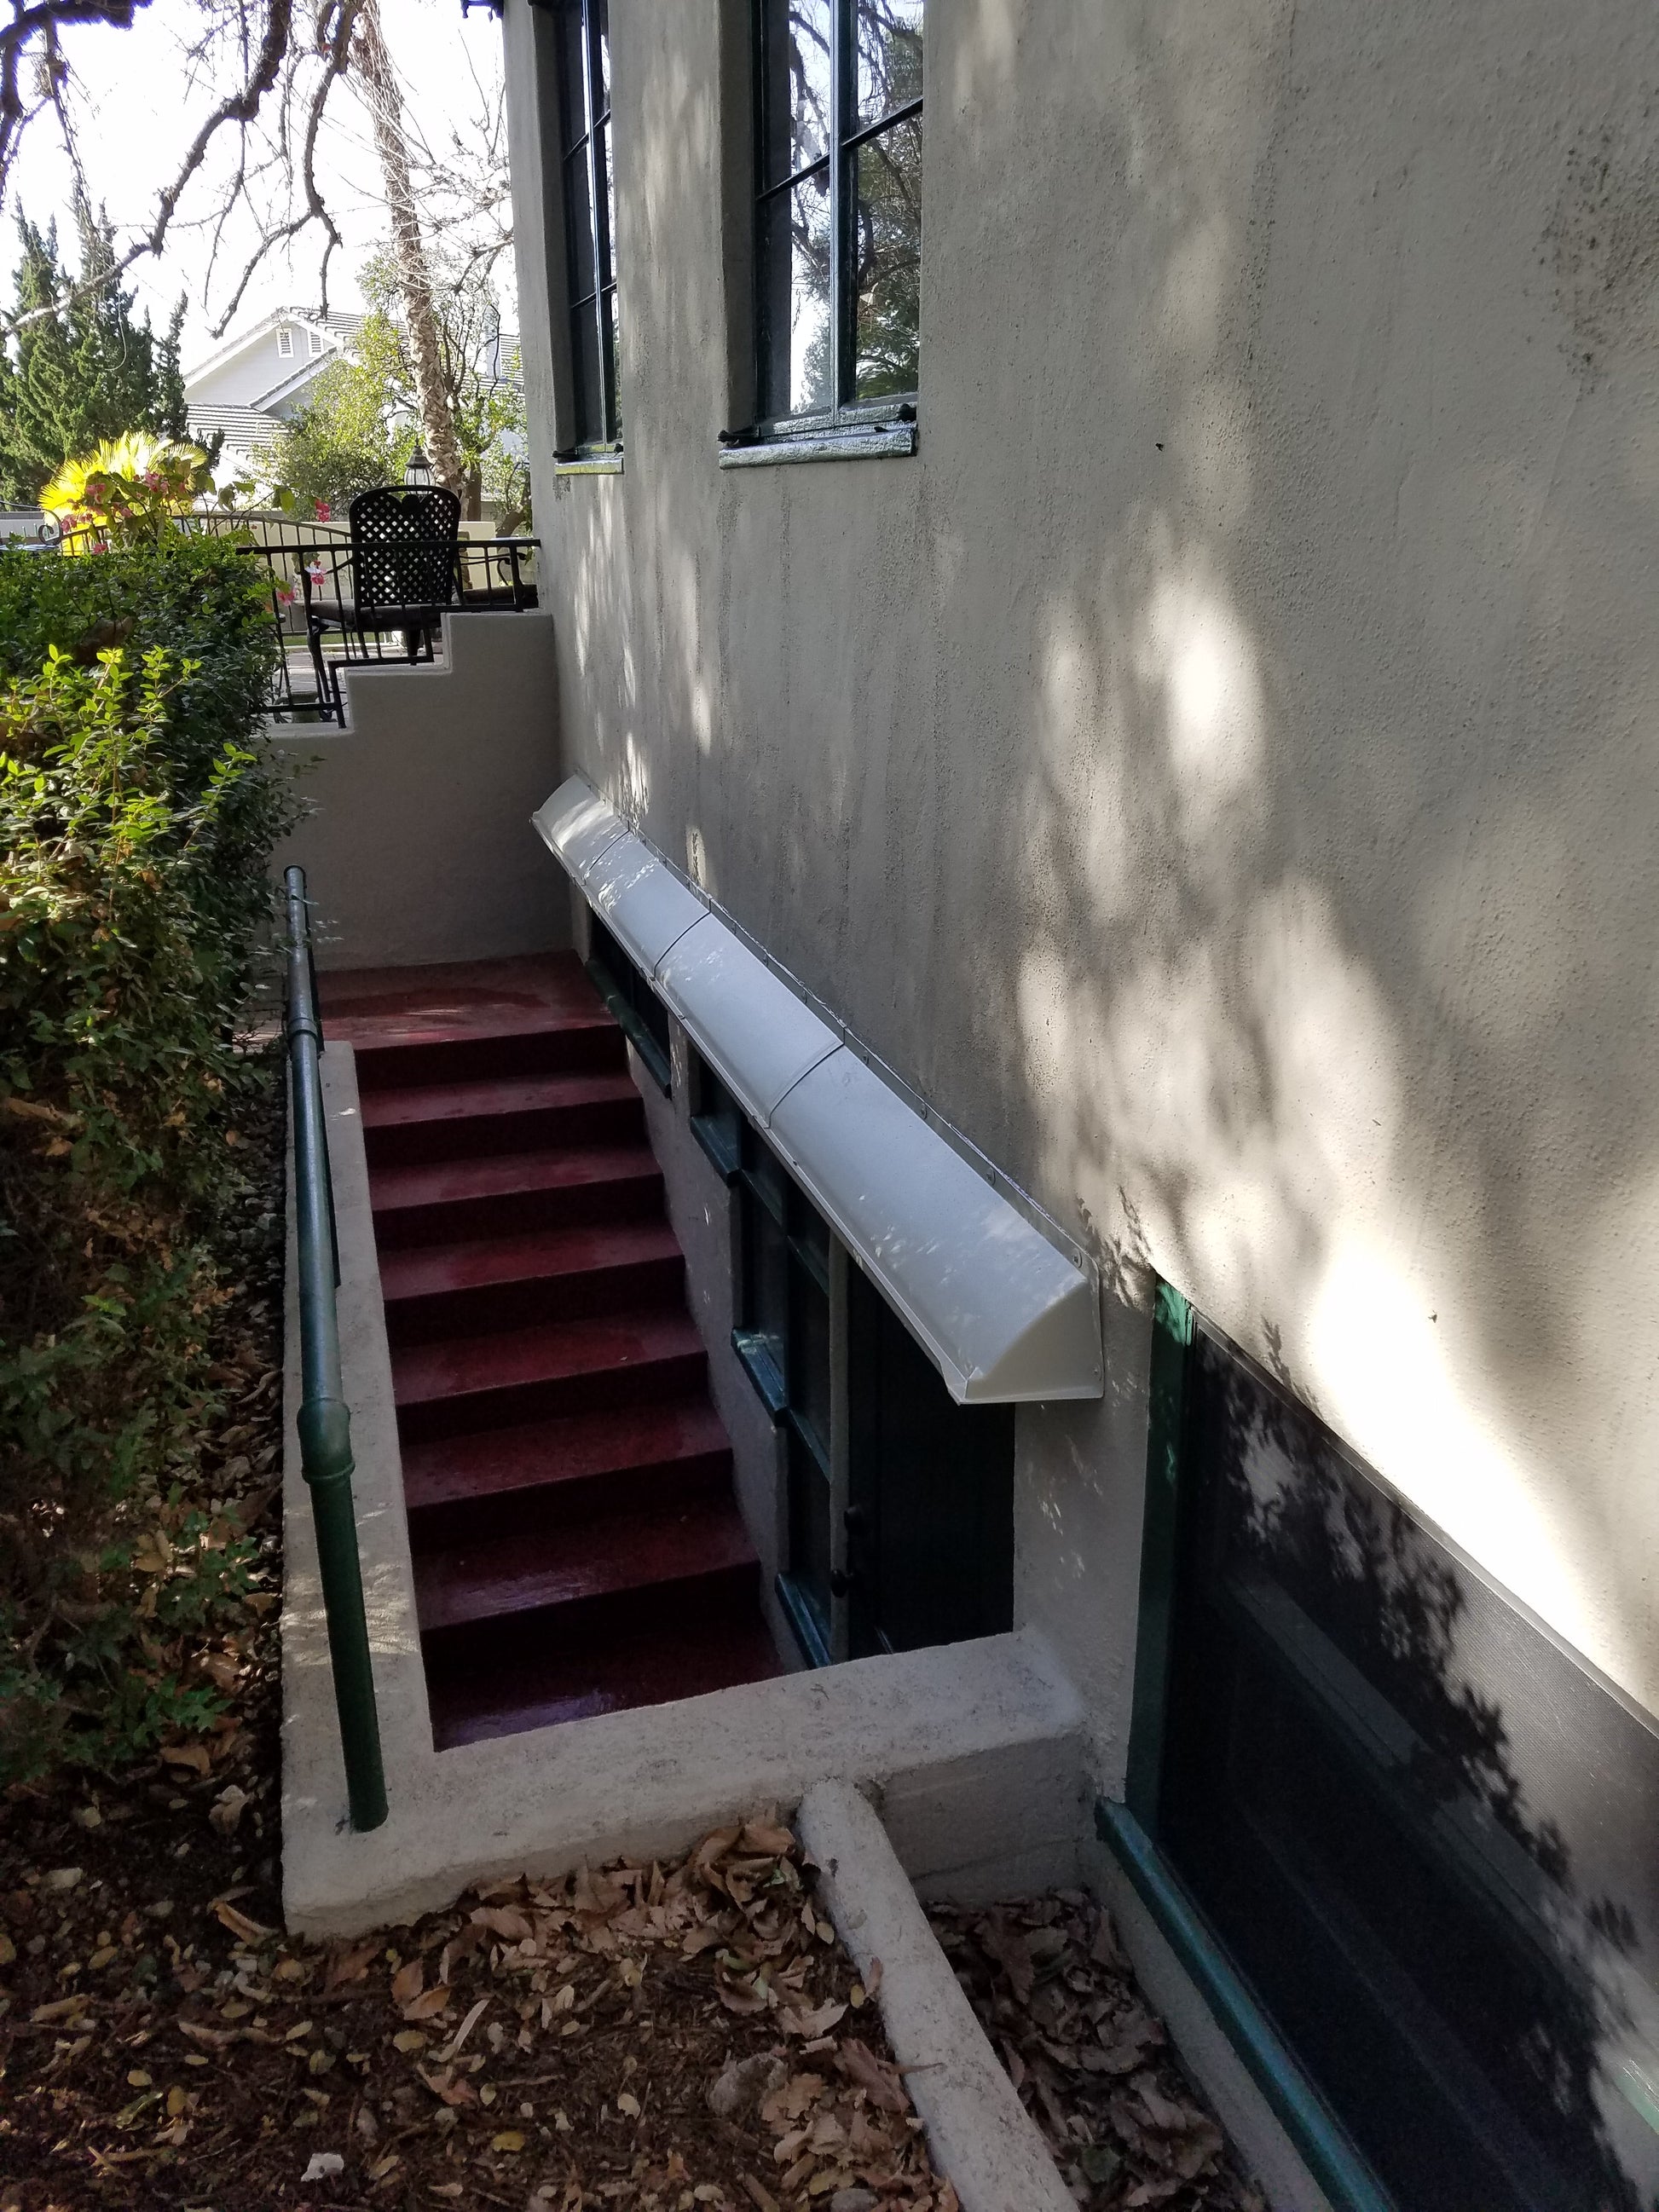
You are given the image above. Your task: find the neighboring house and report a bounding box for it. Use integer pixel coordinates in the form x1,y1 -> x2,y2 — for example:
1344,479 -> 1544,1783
183,306 -> 363,476
315,6 -> 1652,2209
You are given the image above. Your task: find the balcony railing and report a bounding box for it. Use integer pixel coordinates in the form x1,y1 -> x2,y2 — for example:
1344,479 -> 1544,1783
57,508 -> 540,724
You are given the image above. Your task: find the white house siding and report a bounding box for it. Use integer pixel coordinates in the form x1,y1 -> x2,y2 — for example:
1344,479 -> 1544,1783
504,0 -> 1659,1776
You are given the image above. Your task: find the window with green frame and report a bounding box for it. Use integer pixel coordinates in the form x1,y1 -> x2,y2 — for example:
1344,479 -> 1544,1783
732,1124 -> 834,1660
586,915 -> 669,1090
751,0 -> 922,431
1111,1285 -> 1659,2212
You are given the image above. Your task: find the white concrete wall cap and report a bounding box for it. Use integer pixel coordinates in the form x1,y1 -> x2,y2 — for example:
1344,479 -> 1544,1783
532,774 -> 627,884
771,1048 -> 1104,1405
586,832 -> 709,973
795,1779 -> 1078,2212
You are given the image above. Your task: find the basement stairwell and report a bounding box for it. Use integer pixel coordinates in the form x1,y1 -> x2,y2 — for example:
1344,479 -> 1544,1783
320,955 -> 783,1751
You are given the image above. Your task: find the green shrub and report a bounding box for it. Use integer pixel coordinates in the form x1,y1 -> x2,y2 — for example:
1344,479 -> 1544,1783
0,540 -> 295,1781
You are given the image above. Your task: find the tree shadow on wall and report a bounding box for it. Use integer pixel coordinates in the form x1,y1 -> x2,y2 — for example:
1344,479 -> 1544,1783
1159,1324 -> 1659,2212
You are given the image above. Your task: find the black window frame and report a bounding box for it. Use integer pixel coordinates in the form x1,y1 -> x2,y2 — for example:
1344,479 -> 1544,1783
586,914 -> 669,1092
1107,1282 -> 1659,2212
553,0 -> 621,454
749,0 -> 923,442
690,1052 -> 744,1181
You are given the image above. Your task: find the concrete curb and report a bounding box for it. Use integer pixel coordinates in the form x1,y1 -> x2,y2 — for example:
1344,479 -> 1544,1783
797,1779 -> 1076,2212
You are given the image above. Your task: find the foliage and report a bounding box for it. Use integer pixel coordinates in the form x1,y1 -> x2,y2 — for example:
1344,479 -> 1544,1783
42,430 -> 214,549
0,536 -> 294,1782
0,205 -> 189,506
267,250 -> 529,528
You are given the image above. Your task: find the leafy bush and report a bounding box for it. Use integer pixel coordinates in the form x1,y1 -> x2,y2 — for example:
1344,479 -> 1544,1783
0,536 -> 295,1782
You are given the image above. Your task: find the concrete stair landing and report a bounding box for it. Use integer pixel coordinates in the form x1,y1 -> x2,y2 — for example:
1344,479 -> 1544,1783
320,955 -> 783,1750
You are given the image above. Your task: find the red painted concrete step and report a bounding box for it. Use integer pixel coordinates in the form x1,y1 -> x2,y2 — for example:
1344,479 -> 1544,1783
368,1143 -> 663,1248
350,1012 -> 622,1093
319,950 -> 784,1745
402,1401 -> 731,1542
361,1069 -> 645,1168
379,1220 -> 684,1345
415,1492 -> 759,1640
393,1310 -> 708,1442
425,1614 -> 783,1750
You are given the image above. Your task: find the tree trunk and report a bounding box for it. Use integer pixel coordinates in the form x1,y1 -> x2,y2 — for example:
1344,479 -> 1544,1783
353,0 -> 465,500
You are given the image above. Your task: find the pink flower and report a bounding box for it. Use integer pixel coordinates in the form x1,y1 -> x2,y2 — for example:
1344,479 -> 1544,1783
314,499 -> 332,523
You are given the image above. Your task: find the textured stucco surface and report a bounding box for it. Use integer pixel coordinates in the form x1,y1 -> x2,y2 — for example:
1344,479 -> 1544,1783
274,612 -> 568,970
505,0 -> 1659,1727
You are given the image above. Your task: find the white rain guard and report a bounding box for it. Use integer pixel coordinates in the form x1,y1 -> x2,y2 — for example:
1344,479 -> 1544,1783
585,833 -> 708,975
532,776 -> 1102,1405
532,780 -> 627,883
769,1049 -> 1101,1403
656,918 -> 839,1124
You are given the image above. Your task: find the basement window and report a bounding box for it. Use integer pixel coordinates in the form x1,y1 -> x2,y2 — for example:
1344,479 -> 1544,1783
1114,1288 -> 1659,2212
691,1052 -> 743,1181
737,0 -> 922,460
587,913 -> 669,1091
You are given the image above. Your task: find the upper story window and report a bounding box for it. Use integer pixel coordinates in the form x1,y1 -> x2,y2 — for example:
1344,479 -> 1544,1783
752,0 -> 922,430
555,0 -> 621,451
308,327 -> 324,357
276,326 -> 295,359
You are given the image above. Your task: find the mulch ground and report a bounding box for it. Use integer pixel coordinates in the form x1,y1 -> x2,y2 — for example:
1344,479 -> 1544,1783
0,1056 -> 950,2212
927,1897 -> 1265,2211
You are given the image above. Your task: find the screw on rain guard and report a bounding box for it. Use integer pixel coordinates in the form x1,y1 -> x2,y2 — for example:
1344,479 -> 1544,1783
286,865 -> 388,1833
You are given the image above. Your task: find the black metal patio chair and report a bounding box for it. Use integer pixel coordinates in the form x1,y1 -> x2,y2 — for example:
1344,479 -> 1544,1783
304,483 -> 462,715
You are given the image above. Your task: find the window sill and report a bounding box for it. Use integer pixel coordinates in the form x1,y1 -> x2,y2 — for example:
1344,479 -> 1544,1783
691,1112 -> 742,1183
776,1572 -> 832,1669
1093,1799 -> 1393,2212
732,1329 -> 787,1419
584,958 -> 671,1093
718,422 -> 916,470
555,450 -> 623,477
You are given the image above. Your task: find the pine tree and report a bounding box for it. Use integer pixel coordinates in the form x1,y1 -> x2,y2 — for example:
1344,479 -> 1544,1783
0,204 -> 190,505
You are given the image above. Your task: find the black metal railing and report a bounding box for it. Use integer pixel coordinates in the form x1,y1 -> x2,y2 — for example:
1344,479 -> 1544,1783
57,508 -> 539,723
285,864 -> 388,1833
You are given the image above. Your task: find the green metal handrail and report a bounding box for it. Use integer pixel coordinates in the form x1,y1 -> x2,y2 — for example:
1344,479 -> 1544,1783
285,865 -> 388,1833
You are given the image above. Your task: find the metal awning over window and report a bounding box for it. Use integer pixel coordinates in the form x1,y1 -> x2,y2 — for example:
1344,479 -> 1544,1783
533,777 -> 1102,1404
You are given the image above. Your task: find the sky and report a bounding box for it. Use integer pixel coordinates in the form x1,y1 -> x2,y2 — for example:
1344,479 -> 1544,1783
4,0 -> 512,374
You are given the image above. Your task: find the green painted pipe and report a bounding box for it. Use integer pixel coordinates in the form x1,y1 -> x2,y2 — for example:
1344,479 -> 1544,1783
286,866 -> 388,1834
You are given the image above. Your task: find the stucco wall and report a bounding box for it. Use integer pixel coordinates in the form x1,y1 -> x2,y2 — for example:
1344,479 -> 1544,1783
275,612 -> 568,970
504,0 -> 1659,1730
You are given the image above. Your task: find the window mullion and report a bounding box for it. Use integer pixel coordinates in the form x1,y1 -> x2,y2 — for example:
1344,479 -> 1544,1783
827,1238 -> 851,1662
828,0 -> 850,418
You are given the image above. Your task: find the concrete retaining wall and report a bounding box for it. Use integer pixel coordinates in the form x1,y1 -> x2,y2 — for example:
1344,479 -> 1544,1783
274,611 -> 568,971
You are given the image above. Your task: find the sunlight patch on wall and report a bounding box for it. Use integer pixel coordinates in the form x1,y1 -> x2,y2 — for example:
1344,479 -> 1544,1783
1307,1240 -> 1600,1679
1136,565 -> 1265,855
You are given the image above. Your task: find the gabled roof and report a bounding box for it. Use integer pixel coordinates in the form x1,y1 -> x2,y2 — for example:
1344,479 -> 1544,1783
182,305 -> 363,402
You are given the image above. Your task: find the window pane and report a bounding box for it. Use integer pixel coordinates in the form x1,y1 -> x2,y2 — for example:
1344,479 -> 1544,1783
756,171 -> 832,417
856,0 -> 922,127
759,0 -> 832,189
570,299 -> 603,446
747,1200 -> 789,1381
791,1265 -> 831,1460
593,114 -> 617,292
563,147 -> 596,303
558,4 -> 588,147
787,1429 -> 833,1643
602,286 -> 621,442
852,115 -> 921,398
591,0 -> 610,117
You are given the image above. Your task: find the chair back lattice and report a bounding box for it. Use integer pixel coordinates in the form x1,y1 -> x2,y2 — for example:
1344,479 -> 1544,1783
348,485 -> 461,615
